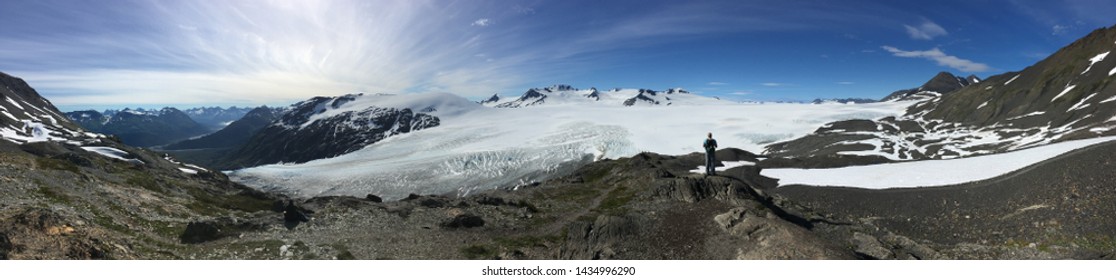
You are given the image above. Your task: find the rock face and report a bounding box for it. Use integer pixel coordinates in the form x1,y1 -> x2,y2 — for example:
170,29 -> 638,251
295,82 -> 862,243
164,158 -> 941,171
223,94 -> 440,168
768,25 -> 1116,162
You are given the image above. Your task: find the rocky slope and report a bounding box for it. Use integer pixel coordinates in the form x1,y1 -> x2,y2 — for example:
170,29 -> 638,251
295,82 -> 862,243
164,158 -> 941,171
1,72 -> 287,260
1,72 -> 90,145
766,25 -> 1116,162
150,146 -> 1115,260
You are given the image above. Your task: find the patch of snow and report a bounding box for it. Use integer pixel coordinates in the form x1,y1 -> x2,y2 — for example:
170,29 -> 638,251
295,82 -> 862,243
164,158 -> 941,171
1102,95 -> 1116,104
689,160 -> 756,174
1052,85 -> 1076,101
977,101 -> 989,109
1,110 -> 17,121
1082,51 -> 1110,74
1067,93 -> 1098,111
5,96 -> 25,110
1110,65 -> 1116,76
1006,111 -> 1045,121
81,146 -> 144,164
763,136 -> 1116,189
1004,74 -> 1020,85
178,168 -> 198,175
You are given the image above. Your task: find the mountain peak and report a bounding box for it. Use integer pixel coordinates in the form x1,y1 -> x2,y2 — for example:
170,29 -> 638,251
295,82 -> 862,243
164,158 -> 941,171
479,93 -> 501,105
881,71 -> 975,102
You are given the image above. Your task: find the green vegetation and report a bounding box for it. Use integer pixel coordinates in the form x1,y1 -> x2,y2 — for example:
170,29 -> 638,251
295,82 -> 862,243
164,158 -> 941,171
125,172 -> 164,194
582,165 -> 614,183
185,187 -> 274,215
35,157 -> 80,174
597,185 -> 634,215
35,186 -> 73,205
460,244 -> 496,260
495,235 -> 563,250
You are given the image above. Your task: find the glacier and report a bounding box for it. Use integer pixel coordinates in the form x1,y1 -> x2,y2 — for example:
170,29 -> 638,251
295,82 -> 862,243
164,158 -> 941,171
228,93 -> 915,200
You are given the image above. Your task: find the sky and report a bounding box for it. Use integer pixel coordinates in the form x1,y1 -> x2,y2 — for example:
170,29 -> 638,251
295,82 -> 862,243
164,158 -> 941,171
2,0 -> 1115,111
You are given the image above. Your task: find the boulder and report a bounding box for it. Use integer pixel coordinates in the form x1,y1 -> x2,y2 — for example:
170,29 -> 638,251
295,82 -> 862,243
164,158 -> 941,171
852,232 -> 895,260
442,214 -> 485,229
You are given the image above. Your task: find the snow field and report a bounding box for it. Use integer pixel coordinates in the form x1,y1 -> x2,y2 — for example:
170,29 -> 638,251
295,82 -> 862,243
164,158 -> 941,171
763,136 -> 1116,189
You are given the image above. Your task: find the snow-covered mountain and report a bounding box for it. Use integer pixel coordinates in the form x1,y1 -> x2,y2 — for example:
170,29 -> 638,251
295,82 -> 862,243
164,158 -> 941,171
1,71 -> 98,145
484,85 -> 729,108
222,93 -> 474,168
767,25 -> 1116,162
65,107 -> 209,147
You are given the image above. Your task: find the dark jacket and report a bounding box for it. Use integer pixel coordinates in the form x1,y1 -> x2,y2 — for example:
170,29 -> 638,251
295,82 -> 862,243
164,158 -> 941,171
703,138 -> 718,152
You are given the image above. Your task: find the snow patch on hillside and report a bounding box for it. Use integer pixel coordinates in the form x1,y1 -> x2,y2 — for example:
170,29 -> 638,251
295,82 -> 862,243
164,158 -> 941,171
1082,51 -> 1110,74
81,146 -> 144,164
764,136 -> 1116,189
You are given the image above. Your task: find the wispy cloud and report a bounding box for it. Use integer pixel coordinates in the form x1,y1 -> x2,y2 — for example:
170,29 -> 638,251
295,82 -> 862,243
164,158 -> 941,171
837,81 -> 855,85
707,81 -> 727,86
1052,24 -> 1069,35
729,90 -> 753,96
881,46 -> 991,72
761,82 -> 784,87
0,1 -> 548,106
903,20 -> 948,40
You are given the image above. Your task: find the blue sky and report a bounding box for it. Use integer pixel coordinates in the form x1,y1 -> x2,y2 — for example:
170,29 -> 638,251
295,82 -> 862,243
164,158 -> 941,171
2,0 -> 1115,111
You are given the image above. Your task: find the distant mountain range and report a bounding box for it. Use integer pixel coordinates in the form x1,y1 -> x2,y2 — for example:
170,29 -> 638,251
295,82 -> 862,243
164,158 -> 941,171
182,106 -> 253,131
480,85 -> 729,108
164,106 -> 284,151
64,106 -> 253,148
65,108 -> 209,147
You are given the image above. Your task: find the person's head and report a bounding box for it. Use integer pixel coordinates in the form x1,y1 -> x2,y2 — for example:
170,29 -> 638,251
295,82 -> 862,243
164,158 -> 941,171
707,132 -> 712,139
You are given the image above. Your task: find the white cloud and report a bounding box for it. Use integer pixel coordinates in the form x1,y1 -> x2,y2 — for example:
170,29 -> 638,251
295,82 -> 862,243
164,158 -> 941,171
1052,24 -> 1069,35
761,83 -> 783,87
837,81 -> 855,85
729,91 -> 753,95
882,46 -> 991,72
903,20 -> 948,40
512,5 -> 535,15
707,82 -> 727,86
472,18 -> 491,27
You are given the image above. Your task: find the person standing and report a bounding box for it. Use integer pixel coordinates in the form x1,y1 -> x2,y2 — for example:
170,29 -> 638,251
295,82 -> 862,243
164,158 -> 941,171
703,132 -> 718,176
